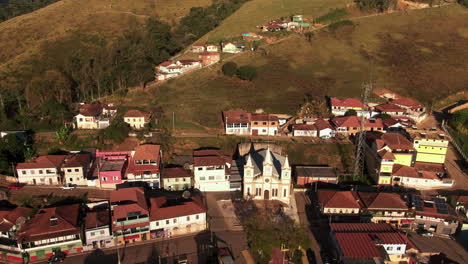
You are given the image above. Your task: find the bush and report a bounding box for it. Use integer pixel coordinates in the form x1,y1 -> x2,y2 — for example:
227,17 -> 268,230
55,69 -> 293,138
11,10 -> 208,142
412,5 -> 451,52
236,66 -> 257,81
344,109 -> 357,116
99,117 -> 130,144
222,62 -> 238,76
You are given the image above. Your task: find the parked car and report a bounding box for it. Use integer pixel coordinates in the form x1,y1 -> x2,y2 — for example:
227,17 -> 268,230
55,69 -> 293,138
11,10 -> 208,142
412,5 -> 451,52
7,183 -> 25,190
61,184 -> 76,190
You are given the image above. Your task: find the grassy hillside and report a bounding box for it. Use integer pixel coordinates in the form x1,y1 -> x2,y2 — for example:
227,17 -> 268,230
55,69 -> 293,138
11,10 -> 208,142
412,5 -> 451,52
0,0 -> 210,69
135,4 -> 468,130
199,0 -> 354,41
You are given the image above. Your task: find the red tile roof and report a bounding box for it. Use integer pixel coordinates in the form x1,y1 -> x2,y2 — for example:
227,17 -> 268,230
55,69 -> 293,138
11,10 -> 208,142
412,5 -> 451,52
159,61 -> 172,67
79,104 -> 103,117
413,162 -> 445,173
375,104 -> 406,113
393,97 -> 423,109
149,196 -> 206,221
63,153 -> 91,168
317,190 -> 363,209
223,110 -> 251,124
377,149 -> 396,160
193,149 -> 231,167
335,232 -> 407,258
133,144 -> 161,161
392,164 -> 419,178
358,192 -> 408,211
110,187 -> 148,220
330,223 -> 395,233
17,155 -> 67,169
382,118 -> 399,127
124,109 -> 151,120
251,113 -> 279,122
332,116 -> 360,128
314,119 -> 333,131
292,124 -> 316,131
18,204 -> 81,243
0,207 -> 32,232
162,167 -> 192,179
381,133 -> 414,151
85,210 -> 110,229
330,97 -> 365,108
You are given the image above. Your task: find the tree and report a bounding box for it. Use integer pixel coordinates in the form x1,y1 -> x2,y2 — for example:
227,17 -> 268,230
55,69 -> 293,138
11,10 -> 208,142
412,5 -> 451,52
376,113 -> 391,120
292,249 -> 303,264
99,117 -> 130,144
55,126 -> 71,145
222,62 -> 238,77
236,66 -> 257,81
344,109 -> 357,116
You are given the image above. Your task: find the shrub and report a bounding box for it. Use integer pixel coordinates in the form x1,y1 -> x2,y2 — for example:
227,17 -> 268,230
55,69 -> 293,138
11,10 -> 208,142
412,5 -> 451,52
222,62 -> 238,77
236,66 -> 257,81
344,109 -> 357,116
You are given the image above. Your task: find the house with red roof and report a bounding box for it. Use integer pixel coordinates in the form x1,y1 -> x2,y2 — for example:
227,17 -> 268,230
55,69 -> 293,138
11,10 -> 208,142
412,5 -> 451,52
74,103 -> 117,129
250,113 -> 279,136
126,144 -> 162,188
392,97 -> 427,123
205,44 -> 219,52
191,43 -> 205,53
0,207 -> 32,262
358,192 -> 413,228
407,194 -> 459,236
222,42 -> 243,53
149,196 -> 206,238
95,150 -> 132,188
329,97 -> 366,116
332,116 -> 383,136
223,110 -> 251,135
391,163 -> 453,189
293,119 -> 335,138
162,167 -> 193,191
83,201 -> 114,251
317,190 -> 363,219
193,149 -> 232,192
110,187 -> 150,245
198,51 -> 220,66
17,204 -> 83,262
123,109 -> 151,130
374,103 -> 407,117
62,153 -> 93,186
16,155 -> 67,185
292,124 -> 317,137
330,223 -> 413,263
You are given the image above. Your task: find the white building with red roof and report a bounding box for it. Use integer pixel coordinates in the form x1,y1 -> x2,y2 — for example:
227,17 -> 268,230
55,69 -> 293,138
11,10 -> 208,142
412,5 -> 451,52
223,110 -> 251,135
193,149 -> 232,192
123,109 -> 151,130
62,153 -> 93,186
250,113 -> 279,136
126,144 -> 162,188
292,119 -> 335,138
16,155 -> 67,185
74,103 -> 116,129
392,97 -> 427,123
149,196 -> 206,238
330,97 -> 366,116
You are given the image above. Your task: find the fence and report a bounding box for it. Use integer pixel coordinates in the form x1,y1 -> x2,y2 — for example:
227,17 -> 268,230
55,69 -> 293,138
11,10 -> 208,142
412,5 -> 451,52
441,119 -> 468,162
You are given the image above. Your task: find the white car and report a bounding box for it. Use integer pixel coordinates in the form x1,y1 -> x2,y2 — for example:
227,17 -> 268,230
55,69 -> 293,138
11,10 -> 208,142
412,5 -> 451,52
61,184 -> 76,190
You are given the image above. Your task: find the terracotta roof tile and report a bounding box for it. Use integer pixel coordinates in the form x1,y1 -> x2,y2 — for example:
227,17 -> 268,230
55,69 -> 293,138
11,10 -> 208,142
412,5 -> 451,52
17,155 -> 67,169
381,133 -> 414,150
292,124 -> 316,131
193,149 -> 231,167
251,113 -> 279,122
162,167 -> 192,179
377,149 -> 395,160
375,104 -> 406,113
330,97 -> 365,108
79,104 -> 103,117
0,207 -> 32,232
223,110 -> 251,124
124,109 -> 151,120
314,119 -> 333,131
133,144 -> 161,161
63,153 -> 91,168
318,190 -> 363,209
393,97 -> 423,109
110,187 -> 148,220
358,192 -> 408,211
85,210 -> 110,229
149,196 -> 205,221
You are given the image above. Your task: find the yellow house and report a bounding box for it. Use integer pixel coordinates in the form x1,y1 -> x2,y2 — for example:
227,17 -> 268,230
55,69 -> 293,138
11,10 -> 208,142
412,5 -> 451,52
162,167 -> 193,191
412,132 -> 448,164
123,109 -> 151,130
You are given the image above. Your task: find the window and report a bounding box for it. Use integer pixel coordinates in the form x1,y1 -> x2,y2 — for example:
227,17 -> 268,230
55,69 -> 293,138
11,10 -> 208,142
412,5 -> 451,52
100,230 -> 105,235
91,232 -> 95,236
198,167 -> 203,171
156,221 -> 159,226
396,247 -> 401,251
166,220 -> 169,225
254,122 -> 258,125
200,177 -> 205,181
387,246 -> 393,251
173,219 -> 177,223
30,170 -> 35,175
272,189 -> 278,197
247,187 -> 250,195
196,215 -> 199,220
113,176 -> 119,180
39,170 -> 43,174
67,169 -> 72,173
69,178 -> 73,182
22,171 -> 26,175
75,169 -> 79,172
209,176 -> 215,180
283,189 -> 287,197
102,177 -> 108,181
187,216 -> 190,221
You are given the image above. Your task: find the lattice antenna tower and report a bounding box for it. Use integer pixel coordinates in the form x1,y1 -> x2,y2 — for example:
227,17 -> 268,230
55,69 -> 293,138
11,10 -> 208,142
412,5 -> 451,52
353,82 -> 372,181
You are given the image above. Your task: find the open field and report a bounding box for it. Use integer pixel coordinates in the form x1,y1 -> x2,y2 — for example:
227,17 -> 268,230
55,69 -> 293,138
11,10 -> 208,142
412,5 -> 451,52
138,5 -> 468,130
0,0 -> 210,70
198,0 -> 354,42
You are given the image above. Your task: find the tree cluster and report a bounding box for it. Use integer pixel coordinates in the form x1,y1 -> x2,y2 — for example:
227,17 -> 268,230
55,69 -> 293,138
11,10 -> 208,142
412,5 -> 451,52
222,62 -> 258,81
0,0 -> 60,22
0,133 -> 35,175
355,0 -> 397,12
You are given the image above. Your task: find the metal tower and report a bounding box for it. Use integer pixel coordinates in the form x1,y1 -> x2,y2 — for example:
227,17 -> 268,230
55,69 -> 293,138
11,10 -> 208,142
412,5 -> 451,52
353,82 -> 372,181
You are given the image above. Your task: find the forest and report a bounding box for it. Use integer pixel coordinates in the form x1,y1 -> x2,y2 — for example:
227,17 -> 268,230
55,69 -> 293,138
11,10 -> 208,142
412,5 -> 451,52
0,0 -> 60,22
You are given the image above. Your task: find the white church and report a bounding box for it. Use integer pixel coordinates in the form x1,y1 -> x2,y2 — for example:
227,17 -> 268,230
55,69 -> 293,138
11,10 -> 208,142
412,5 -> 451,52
243,147 -> 292,204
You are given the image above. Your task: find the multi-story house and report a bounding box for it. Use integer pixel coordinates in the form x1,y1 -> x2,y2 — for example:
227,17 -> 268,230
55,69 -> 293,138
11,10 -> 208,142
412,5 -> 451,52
0,207 -> 32,262
408,194 -> 459,236
83,202 -> 114,251
110,187 -> 150,245
292,119 -> 335,138
178,59 -> 202,73
330,223 -> 411,264
198,51 -> 220,66
392,97 -> 427,123
223,110 -> 251,135
330,97 -> 366,116
292,124 -> 317,137
222,42 -> 242,53
95,150 -> 131,188
317,190 -> 363,221
62,153 -> 93,186
16,155 -> 66,185
332,116 -> 383,136
205,44 -> 219,52
162,167 -> 193,191
126,144 -> 162,188
123,109 -> 151,130
374,103 -> 407,117
364,133 -> 415,185
191,43 -> 205,53
193,149 -> 232,192
74,103 -> 116,129
243,147 -> 292,204
412,132 -> 449,164
250,114 -> 279,136
358,192 -> 413,228
392,163 -> 453,189
17,204 -> 83,262
149,196 -> 206,238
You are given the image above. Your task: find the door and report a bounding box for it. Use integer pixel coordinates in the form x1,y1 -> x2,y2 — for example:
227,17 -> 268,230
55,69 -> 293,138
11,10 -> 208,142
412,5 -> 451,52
49,178 -> 53,185
264,190 -> 270,200
252,129 -> 258,136
33,179 -> 37,185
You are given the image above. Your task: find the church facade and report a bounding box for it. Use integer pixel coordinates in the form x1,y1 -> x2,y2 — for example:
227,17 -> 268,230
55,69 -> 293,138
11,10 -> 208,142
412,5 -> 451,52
243,148 -> 292,204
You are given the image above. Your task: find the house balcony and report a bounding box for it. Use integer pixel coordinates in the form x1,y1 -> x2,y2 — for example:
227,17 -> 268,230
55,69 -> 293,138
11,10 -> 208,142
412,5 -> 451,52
115,215 -> 149,226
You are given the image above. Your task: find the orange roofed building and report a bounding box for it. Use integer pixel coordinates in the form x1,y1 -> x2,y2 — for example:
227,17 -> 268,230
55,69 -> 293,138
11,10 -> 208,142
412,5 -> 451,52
123,109 -> 151,130
198,51 -> 220,66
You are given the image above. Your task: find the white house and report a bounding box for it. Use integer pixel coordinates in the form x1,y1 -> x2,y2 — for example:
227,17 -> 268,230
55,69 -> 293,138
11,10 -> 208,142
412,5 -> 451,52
62,153 -> 92,186
149,196 -> 206,238
16,155 -> 67,185
205,44 -> 219,52
223,110 -> 251,135
177,59 -> 202,73
74,103 -> 116,130
250,114 -> 279,136
126,144 -> 162,188
292,124 -> 317,137
193,149 -> 231,192
123,109 -> 151,130
330,97 -> 366,116
83,202 -> 114,251
222,42 -> 242,53
391,163 -> 453,189
243,147 -> 292,204
314,119 -> 336,139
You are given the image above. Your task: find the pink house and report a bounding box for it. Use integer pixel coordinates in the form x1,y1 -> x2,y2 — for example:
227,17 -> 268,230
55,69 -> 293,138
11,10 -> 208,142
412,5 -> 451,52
96,150 -> 131,187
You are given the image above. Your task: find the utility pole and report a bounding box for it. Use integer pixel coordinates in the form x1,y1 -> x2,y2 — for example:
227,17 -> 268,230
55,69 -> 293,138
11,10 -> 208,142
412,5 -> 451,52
172,112 -> 175,133
352,82 -> 372,182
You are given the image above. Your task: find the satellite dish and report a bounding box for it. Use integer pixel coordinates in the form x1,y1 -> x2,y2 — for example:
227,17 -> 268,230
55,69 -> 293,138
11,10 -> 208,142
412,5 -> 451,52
182,190 -> 191,199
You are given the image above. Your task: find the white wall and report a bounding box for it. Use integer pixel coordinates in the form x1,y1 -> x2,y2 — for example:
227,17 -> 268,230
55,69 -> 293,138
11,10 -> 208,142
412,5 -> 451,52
150,213 -> 206,231
17,168 -> 60,185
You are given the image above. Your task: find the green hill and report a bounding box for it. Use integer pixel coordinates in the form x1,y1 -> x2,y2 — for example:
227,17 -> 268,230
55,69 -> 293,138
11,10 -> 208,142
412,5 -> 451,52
132,4 -> 468,130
